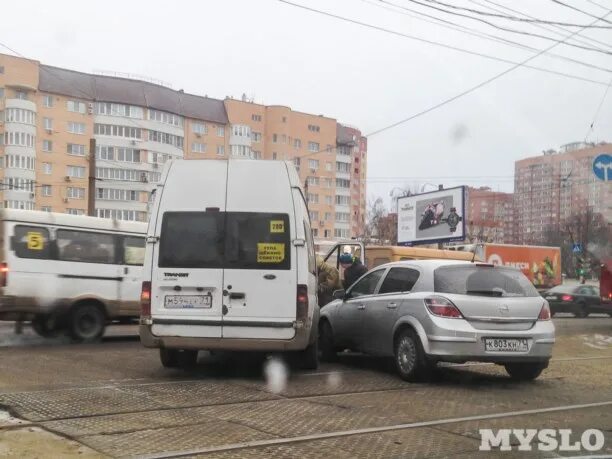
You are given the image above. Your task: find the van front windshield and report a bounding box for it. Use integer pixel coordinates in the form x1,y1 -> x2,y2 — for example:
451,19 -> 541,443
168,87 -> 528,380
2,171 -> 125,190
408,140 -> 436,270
159,211 -> 290,270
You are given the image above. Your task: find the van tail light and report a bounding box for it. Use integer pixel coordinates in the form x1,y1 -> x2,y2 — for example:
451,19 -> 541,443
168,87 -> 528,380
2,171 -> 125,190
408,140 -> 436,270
296,284 -> 308,324
0,263 -> 8,287
538,302 -> 551,321
424,296 -> 462,319
140,281 -> 152,317
561,294 -> 574,302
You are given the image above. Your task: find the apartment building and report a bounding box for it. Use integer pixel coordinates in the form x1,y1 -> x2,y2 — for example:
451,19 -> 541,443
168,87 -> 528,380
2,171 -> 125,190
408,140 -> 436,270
466,186 -> 514,243
0,53 -> 367,237
514,142 -> 611,245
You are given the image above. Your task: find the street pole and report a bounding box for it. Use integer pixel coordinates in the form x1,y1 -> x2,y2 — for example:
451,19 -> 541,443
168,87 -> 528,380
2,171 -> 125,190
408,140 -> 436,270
88,138 -> 96,216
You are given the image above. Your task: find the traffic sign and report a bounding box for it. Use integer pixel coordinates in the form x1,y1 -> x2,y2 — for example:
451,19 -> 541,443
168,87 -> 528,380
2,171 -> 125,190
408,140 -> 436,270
592,153 -> 612,182
572,243 -> 583,254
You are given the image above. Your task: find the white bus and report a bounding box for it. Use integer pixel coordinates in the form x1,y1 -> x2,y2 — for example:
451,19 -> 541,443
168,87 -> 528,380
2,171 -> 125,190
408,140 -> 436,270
0,209 -> 147,341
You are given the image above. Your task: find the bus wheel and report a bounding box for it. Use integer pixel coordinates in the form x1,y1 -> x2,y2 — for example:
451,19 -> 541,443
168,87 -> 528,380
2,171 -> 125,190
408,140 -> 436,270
69,304 -> 106,342
31,315 -> 60,338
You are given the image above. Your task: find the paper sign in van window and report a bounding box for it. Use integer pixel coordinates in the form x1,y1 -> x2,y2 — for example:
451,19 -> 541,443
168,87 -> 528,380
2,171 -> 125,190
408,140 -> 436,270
270,220 -> 285,233
257,243 -> 285,263
26,232 -> 44,250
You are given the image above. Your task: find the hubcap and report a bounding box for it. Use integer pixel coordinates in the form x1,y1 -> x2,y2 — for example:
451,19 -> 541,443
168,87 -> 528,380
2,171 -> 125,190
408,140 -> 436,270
397,337 -> 416,374
78,311 -> 99,337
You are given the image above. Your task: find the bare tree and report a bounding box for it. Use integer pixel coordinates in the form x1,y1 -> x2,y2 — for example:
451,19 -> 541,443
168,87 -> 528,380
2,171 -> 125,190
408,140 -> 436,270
365,197 -> 397,245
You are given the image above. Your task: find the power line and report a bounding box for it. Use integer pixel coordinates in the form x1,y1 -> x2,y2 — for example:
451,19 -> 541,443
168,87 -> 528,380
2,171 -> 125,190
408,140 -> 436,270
374,0 -> 612,75
423,0 -> 612,27
584,75 -> 612,142
550,0 -> 612,24
404,0 -> 612,56
478,0 -> 612,51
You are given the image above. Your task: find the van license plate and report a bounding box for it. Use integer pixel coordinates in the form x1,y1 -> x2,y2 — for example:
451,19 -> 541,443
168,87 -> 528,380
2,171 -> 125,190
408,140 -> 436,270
484,338 -> 529,352
164,295 -> 211,309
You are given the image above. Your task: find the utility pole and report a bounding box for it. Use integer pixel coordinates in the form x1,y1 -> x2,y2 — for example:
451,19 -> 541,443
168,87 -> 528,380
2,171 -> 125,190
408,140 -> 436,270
88,138 -> 96,216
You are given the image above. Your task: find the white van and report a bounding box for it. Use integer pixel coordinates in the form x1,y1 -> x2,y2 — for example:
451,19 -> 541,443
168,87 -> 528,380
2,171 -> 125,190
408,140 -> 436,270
0,209 -> 147,340
140,159 -> 319,369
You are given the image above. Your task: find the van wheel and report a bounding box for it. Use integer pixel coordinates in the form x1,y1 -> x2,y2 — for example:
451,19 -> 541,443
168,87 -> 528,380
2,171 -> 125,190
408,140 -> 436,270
301,340 -> 319,370
394,329 -> 431,382
504,362 -> 547,381
69,304 -> 106,342
319,321 -> 337,362
31,315 -> 60,338
160,349 -> 198,369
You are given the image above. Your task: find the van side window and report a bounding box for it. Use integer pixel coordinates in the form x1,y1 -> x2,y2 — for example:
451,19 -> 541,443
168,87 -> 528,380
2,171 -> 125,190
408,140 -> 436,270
379,268 -> 420,294
304,221 -> 316,275
12,225 -> 52,260
57,230 -> 116,264
123,236 -> 145,266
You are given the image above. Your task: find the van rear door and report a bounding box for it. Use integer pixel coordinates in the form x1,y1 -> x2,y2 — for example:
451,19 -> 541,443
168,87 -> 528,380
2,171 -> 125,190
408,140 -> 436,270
222,161 -> 296,339
150,161 -> 227,339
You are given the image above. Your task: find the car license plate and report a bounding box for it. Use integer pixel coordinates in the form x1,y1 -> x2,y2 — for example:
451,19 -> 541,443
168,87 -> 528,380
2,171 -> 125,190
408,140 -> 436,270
164,295 -> 211,309
484,338 -> 529,352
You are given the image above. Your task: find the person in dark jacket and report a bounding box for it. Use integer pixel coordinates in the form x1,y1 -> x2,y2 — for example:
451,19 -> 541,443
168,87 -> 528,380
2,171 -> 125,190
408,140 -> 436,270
339,253 -> 368,289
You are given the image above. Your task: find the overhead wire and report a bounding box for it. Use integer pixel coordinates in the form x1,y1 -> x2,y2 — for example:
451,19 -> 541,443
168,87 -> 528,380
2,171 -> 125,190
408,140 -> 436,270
584,75 -> 612,142
549,0 -> 612,24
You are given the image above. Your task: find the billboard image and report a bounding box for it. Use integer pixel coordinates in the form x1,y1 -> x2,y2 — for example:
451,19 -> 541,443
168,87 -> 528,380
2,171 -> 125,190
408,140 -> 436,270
397,186 -> 466,246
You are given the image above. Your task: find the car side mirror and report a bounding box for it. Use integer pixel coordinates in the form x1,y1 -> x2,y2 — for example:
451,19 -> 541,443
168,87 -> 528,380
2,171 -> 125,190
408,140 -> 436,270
332,289 -> 346,300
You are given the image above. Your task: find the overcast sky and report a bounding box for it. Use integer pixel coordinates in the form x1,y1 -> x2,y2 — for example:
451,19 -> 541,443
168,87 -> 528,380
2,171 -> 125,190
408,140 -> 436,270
2,0 -> 611,205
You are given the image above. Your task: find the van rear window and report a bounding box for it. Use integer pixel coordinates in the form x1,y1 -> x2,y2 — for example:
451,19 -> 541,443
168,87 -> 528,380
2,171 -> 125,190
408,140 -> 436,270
159,212 -> 290,270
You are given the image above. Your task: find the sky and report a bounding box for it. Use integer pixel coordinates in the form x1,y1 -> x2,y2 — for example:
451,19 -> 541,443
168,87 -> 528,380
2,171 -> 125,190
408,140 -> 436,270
2,0 -> 611,206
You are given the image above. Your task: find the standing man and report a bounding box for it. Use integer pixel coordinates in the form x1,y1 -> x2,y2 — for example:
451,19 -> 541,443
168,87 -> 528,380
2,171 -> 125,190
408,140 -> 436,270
317,256 -> 341,307
339,253 -> 368,290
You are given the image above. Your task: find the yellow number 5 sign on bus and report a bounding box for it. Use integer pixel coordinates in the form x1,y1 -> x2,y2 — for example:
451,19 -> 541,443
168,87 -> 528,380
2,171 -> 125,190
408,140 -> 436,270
26,232 -> 44,251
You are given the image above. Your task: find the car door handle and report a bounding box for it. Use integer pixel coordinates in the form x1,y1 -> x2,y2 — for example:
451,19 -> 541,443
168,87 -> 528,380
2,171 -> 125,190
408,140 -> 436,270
387,302 -> 398,309
229,292 -> 245,300
356,304 -> 366,310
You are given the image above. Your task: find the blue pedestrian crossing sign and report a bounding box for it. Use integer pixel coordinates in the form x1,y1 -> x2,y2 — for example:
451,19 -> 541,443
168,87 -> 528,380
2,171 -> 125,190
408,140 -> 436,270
572,243 -> 583,254
592,154 -> 612,181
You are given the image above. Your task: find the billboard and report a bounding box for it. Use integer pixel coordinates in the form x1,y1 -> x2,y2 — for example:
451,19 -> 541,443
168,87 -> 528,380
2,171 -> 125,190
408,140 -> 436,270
397,186 -> 466,246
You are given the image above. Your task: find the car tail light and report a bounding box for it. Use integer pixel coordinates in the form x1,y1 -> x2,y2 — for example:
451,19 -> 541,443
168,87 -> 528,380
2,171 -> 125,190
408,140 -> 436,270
0,263 -> 7,287
424,296 -> 463,318
141,281 -> 151,317
296,284 -> 308,323
561,294 -> 574,302
538,302 -> 551,321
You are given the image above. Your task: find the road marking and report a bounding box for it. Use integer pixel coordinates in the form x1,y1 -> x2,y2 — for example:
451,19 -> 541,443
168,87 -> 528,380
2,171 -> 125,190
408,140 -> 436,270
137,400 -> 612,459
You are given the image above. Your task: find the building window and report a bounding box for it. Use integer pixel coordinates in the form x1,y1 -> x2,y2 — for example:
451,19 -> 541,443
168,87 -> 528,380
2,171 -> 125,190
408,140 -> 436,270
308,159 -> 319,170
148,130 -> 183,148
308,124 -> 320,133
272,134 -> 278,143
336,178 -> 350,188
68,122 -> 86,135
41,185 -> 52,197
94,123 -> 141,139
66,209 -> 86,216
42,140 -> 53,152
15,90 -> 27,100
117,148 -> 140,163
67,143 -> 86,156
193,122 -> 207,135
230,145 -> 251,158
252,132 -> 262,143
325,162 -> 332,172
335,212 -> 350,222
232,125 -> 251,137
43,118 -> 53,131
334,229 -> 350,238
5,108 -> 35,124
96,208 -> 145,221
217,145 -> 225,156
67,165 -> 86,178
307,193 -> 319,204
3,131 -> 35,147
282,116 -> 287,123
293,157 -> 300,171
217,126 -> 225,137
294,138 -> 301,149
337,162 -> 351,173
253,150 -> 262,159
309,211 -> 319,221
96,103 -> 143,119
325,195 -> 333,205
192,142 -> 206,153
308,142 -> 319,152
96,188 -> 138,201
325,212 -> 332,221
67,100 -> 86,113
42,162 -> 52,175
307,176 -> 319,186
66,187 -> 86,199
251,114 -> 262,122
42,95 -> 54,108
336,195 -> 351,206
96,167 -> 144,182
41,206 -> 52,212
148,109 -> 183,127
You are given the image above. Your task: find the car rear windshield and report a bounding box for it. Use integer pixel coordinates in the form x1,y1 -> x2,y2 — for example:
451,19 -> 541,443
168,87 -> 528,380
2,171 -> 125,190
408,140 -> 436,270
159,211 -> 290,270
434,265 -> 539,297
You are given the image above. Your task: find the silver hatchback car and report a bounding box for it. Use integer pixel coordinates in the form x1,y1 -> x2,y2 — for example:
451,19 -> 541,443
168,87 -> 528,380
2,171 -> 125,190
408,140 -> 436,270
319,260 -> 555,381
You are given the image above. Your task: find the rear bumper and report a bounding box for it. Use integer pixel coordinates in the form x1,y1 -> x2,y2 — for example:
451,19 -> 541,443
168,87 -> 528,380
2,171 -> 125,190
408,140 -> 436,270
139,322 -> 313,352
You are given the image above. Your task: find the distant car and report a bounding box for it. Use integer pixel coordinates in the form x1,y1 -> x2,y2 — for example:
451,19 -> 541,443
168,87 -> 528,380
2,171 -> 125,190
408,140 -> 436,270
319,260 -> 555,382
543,285 -> 610,318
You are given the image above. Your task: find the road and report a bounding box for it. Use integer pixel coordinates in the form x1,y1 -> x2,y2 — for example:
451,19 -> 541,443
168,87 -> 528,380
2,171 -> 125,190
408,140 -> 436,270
0,317 -> 610,458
